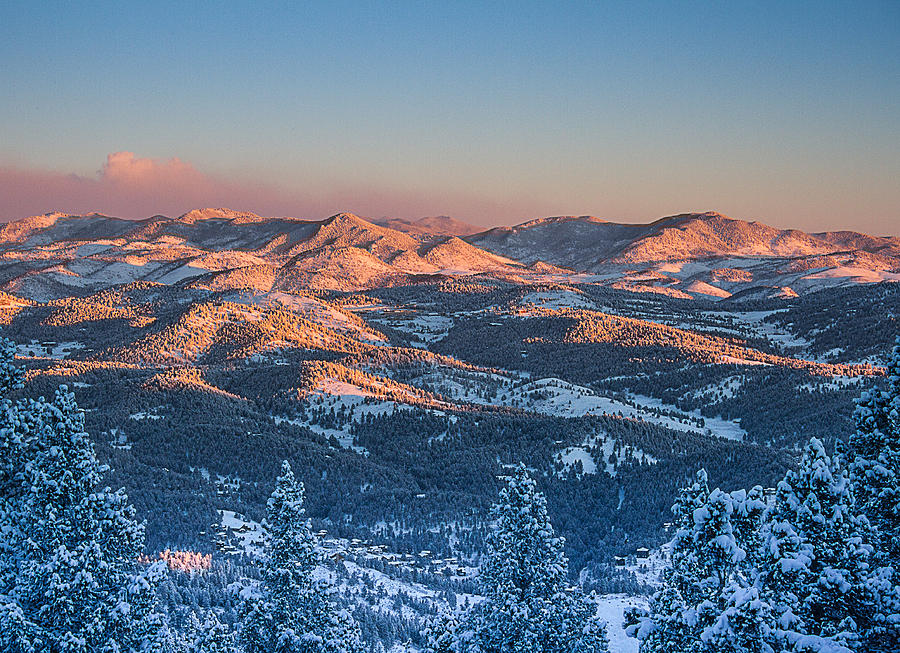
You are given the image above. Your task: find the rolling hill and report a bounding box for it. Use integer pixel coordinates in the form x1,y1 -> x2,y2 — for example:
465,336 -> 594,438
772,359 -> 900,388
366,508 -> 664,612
466,211 -> 900,298
0,208 -> 897,301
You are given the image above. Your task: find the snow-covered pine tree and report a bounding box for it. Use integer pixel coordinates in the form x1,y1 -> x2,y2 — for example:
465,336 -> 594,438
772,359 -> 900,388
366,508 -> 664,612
848,336 -> 900,653
0,385 -> 167,652
851,336 -> 900,560
151,622 -> 184,653
0,336 -> 26,520
631,334 -> 900,653
450,464 -> 608,653
241,460 -> 363,653
0,336 -> 22,397
185,611 -> 236,653
627,469 -> 773,653
763,438 -> 899,652
756,502 -> 808,649
323,608 -> 365,653
0,336 -> 25,595
422,612 -> 458,653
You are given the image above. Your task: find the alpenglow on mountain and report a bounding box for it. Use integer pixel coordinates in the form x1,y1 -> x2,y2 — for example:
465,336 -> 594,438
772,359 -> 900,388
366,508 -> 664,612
1,208 -> 898,301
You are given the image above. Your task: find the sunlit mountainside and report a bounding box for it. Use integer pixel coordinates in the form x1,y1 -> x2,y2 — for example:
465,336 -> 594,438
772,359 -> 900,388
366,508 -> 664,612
468,211 -> 900,298
3,208 -> 899,301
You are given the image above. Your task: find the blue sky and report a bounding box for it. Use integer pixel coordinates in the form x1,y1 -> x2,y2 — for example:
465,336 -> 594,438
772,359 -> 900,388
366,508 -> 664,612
1,1 -> 898,232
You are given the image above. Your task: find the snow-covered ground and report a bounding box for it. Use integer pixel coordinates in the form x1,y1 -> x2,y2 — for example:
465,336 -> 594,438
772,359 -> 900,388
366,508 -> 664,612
274,375 -> 419,454
557,446 -> 599,475
439,375 -> 746,441
421,366 -> 747,441
799,375 -> 865,393
218,510 -> 266,556
701,309 -> 811,351
627,393 -> 746,441
368,311 -> 454,345
520,289 -> 596,310
555,429 -> 655,477
130,408 -> 165,421
273,414 -> 367,452
317,530 -> 642,652
154,262 -> 211,284
595,594 -> 646,653
17,340 -> 84,359
688,375 -> 745,400
108,427 -> 130,450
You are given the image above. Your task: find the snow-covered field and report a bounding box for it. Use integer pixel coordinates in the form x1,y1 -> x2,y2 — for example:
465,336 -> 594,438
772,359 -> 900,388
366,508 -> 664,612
706,309 -> 811,351
218,510 -> 266,556
689,375 -> 745,400
274,413 -> 368,453
520,289 -> 596,310
555,429 -> 655,477
17,340 -> 84,359
365,309 -> 454,345
437,375 -> 746,442
274,375 -> 419,454
595,594 -> 646,653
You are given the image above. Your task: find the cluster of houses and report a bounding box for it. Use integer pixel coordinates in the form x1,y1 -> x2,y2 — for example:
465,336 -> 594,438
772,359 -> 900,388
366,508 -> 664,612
212,515 -> 474,579
613,546 -> 651,569
321,535 -> 473,578
17,339 -> 80,360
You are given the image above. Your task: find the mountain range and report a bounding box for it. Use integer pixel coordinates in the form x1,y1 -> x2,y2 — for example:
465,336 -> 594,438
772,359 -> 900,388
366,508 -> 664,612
1,207 -> 898,301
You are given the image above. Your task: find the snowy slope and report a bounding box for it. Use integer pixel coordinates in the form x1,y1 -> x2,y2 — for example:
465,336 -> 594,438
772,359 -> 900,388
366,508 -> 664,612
2,208 -> 898,299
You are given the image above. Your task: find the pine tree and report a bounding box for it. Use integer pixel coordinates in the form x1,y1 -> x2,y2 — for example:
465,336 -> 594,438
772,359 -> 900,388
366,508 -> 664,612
152,622 -> 184,653
765,438 -> 900,652
0,336 -> 26,597
422,612 -> 458,653
629,339 -> 900,653
449,464 -> 608,653
0,384 -> 166,652
323,608 -> 365,653
851,335 -> 900,560
241,460 -> 363,653
185,611 -> 236,653
0,336 -> 23,396
628,470 -> 773,653
848,336 -> 900,653
0,336 -> 25,510
791,441 -> 869,645
757,507 -> 807,648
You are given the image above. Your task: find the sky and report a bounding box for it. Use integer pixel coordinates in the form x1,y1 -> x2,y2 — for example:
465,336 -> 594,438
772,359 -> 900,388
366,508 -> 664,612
1,1 -> 898,234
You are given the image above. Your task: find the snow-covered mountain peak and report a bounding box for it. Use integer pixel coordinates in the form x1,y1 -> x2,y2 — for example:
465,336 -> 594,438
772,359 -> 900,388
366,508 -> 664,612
177,208 -> 269,223
0,208 -> 896,299
500,215 -> 612,233
372,215 -> 482,237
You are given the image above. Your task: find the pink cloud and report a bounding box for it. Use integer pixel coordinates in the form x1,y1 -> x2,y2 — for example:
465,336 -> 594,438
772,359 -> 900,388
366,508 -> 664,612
0,152 -> 225,221
101,151 -> 209,190
0,152 -> 545,227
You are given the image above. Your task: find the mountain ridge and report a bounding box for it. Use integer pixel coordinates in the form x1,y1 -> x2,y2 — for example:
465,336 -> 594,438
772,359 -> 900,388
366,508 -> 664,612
0,208 -> 897,300
371,215 -> 481,237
